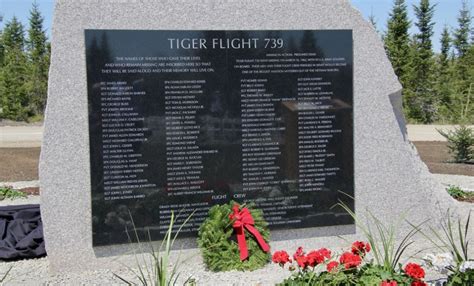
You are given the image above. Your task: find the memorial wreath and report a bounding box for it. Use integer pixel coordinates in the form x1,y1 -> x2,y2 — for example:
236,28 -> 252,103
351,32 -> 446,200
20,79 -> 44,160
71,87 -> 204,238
197,201 -> 271,271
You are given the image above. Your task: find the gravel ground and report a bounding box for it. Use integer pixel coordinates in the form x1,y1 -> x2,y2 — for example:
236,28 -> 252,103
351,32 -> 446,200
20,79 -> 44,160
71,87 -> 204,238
433,174 -> 474,192
0,240 -> 465,285
0,120 -> 43,127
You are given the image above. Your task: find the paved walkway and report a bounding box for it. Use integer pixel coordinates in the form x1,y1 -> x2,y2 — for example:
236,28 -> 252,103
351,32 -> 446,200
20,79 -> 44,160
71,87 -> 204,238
0,126 -> 44,148
407,124 -> 473,141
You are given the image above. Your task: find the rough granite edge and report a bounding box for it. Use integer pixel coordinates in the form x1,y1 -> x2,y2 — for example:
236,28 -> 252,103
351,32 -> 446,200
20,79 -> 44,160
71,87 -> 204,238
39,0 -> 466,276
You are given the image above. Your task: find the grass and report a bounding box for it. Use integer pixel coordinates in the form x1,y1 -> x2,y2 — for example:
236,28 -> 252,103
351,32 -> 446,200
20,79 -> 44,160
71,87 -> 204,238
413,210 -> 471,267
0,186 -> 27,200
114,210 -> 194,286
337,202 -> 425,274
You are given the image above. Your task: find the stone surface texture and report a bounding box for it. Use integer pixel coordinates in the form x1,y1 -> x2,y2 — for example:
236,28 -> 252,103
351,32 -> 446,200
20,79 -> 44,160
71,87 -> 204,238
40,0 -> 469,279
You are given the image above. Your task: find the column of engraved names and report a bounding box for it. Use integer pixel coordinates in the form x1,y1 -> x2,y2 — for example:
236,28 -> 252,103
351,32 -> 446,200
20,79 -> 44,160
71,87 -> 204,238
241,78 -> 283,192
297,77 -> 340,192
164,80 -> 216,196
100,81 -> 154,201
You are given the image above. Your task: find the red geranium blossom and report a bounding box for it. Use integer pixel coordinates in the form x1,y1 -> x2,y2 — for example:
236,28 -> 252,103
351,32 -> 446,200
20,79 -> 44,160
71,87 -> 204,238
404,263 -> 425,280
380,281 -> 398,286
295,254 -> 309,269
326,261 -> 339,273
410,281 -> 427,286
351,241 -> 371,256
339,252 -> 362,269
293,246 -> 304,260
272,250 -> 291,266
306,248 -> 332,267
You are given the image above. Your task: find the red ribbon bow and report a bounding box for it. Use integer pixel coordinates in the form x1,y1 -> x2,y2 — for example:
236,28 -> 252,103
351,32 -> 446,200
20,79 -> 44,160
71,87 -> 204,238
229,204 -> 270,261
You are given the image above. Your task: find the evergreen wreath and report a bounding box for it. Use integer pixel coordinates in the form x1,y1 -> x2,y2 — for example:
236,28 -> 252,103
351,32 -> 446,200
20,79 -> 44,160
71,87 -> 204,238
197,201 -> 271,272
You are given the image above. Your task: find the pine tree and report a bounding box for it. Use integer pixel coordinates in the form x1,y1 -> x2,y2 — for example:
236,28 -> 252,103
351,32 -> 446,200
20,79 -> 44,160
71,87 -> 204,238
453,0 -> 471,57
0,17 -> 30,120
437,26 -> 453,105
368,10 -> 379,34
27,2 -> 49,115
460,44 -> 474,122
409,0 -> 437,123
452,0 -> 473,123
385,0 -> 413,119
385,0 -> 411,84
0,30 -> 4,68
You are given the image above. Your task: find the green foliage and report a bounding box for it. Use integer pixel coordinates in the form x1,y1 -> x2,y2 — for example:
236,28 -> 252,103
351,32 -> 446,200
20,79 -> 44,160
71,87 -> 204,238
446,185 -> 474,200
385,0 -> 412,89
0,30 -> 4,67
26,2 -> 49,115
0,3 -> 50,122
278,269 -> 357,286
436,26 -> 453,111
276,244 -> 420,286
197,202 -> 270,272
279,266 -> 409,286
368,12 -> 379,34
406,0 -> 437,123
453,0 -> 471,58
276,202 -> 427,286
0,186 -> 27,200
447,268 -> 474,286
381,0 -> 474,124
358,264 -> 412,285
436,1 -> 473,123
0,17 -> 31,121
437,125 -> 474,163
338,203 -> 422,274
114,211 -> 194,286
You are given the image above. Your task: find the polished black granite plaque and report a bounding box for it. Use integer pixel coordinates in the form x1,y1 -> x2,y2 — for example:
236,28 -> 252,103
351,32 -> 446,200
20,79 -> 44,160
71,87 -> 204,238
85,30 -> 354,246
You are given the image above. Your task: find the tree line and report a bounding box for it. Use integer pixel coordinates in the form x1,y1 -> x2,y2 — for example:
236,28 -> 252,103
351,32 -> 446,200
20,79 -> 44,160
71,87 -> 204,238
0,1 -> 472,123
383,0 -> 473,124
0,3 -> 50,121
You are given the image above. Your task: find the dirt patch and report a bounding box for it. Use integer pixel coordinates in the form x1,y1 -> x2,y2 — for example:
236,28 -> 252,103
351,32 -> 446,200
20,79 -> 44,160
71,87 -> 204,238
412,141 -> 474,176
456,197 -> 474,203
19,187 -> 40,196
0,148 -> 40,181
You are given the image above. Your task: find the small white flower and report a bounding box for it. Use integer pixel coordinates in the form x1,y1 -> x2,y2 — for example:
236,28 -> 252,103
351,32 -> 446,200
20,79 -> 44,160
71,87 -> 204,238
422,253 -> 454,274
460,260 -> 474,273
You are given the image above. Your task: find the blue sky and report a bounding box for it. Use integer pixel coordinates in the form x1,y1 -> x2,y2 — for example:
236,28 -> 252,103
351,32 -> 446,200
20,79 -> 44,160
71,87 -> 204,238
0,0 -> 471,52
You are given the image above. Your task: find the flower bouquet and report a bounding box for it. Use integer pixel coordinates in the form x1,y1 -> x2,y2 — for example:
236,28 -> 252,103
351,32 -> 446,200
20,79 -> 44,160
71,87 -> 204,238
273,241 -> 430,286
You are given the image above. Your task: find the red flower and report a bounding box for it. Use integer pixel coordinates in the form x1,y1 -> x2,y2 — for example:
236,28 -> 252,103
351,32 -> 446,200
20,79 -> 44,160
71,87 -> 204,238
380,281 -> 398,286
351,241 -> 371,256
272,250 -> 291,266
319,248 -> 332,260
295,255 -> 309,269
339,252 -> 362,269
410,281 -> 427,286
306,248 -> 332,267
326,261 -> 339,272
293,246 -> 304,260
404,263 -> 425,280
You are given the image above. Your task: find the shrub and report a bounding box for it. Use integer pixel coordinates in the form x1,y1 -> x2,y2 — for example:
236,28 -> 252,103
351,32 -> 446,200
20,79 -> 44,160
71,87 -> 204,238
446,185 -> 474,201
437,125 -> 474,163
